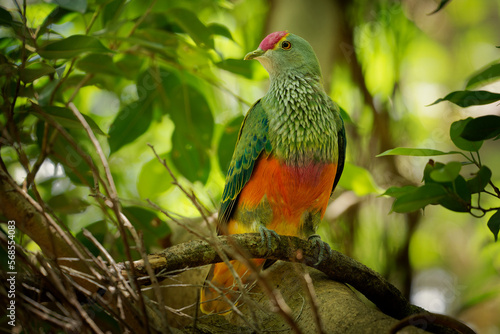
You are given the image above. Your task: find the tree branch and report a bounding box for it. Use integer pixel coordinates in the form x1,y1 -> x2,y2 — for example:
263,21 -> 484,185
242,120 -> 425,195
121,234 -> 476,333
122,234 -> 419,319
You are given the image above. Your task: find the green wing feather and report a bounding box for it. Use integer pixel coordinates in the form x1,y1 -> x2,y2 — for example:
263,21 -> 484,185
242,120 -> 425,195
332,113 -> 346,195
219,100 -> 272,227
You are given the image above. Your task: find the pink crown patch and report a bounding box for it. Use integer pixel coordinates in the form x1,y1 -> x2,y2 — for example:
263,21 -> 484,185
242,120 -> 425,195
259,31 -> 289,51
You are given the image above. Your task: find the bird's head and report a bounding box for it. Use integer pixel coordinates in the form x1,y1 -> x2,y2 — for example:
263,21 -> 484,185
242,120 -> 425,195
244,31 -> 321,78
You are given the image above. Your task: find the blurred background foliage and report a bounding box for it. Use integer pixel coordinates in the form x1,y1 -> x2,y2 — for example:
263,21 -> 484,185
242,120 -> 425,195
1,0 -> 499,332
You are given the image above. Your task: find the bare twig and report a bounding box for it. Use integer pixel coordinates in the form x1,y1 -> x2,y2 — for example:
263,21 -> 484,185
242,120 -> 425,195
68,102 -> 151,332
293,261 -> 324,334
147,143 -> 302,329
121,234 -> 422,320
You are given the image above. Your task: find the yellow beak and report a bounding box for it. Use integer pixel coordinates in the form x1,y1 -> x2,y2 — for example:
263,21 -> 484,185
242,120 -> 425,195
244,48 -> 265,60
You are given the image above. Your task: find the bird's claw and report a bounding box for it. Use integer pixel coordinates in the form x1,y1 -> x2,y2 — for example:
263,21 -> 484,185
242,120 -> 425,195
258,225 -> 280,256
308,234 -> 332,266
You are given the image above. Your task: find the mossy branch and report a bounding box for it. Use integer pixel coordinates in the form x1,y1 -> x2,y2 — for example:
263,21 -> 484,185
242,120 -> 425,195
122,233 -> 419,320
121,234 -> 476,333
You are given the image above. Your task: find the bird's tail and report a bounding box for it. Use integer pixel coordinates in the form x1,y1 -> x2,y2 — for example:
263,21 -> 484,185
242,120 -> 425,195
200,259 -> 265,314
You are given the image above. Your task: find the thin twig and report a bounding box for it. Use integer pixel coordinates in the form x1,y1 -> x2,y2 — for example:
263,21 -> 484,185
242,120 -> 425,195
293,261 -> 325,334
147,143 -> 271,328
68,102 -> 151,332
122,234 -> 423,320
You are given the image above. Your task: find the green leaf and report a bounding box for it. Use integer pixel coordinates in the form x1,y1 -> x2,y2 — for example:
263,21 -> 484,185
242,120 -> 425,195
216,59 -> 255,79
137,156 -> 174,199
19,62 -> 55,83
168,85 -> 214,184
338,105 -> 352,123
132,28 -> 178,50
438,175 -> 470,212
218,115 -> 244,175
170,131 -> 210,183
76,54 -> 122,76
466,63 -> 500,89
167,8 -> 213,48
35,6 -> 71,39
487,210 -> 500,241
108,71 -> 157,153
338,162 -> 381,196
428,0 -> 452,14
430,161 -> 462,182
101,0 -> 125,27
0,6 -> 13,26
423,161 -> 445,183
382,185 -> 418,198
45,128 -> 94,186
392,183 -> 448,213
208,23 -> 234,41
467,166 -> 492,194
49,0 -> 87,13
460,115 -> 500,141
423,161 -> 471,212
377,147 -> 460,157
104,35 -> 176,57
158,69 -> 214,183
430,90 -> 500,108
38,35 -> 110,59
450,118 -> 483,151
31,105 -> 106,135
76,221 -> 108,256
47,193 -> 89,214
122,206 -> 170,251
114,54 -> 144,80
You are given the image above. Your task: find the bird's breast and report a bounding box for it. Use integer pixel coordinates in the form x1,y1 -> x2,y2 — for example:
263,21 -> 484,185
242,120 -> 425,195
231,155 -> 337,236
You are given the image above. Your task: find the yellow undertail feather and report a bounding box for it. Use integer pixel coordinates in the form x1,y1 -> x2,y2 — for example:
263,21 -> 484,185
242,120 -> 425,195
200,259 -> 265,314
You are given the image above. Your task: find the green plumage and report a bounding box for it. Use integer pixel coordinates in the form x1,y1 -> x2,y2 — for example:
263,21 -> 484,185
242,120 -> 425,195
218,32 -> 346,228
201,31 -> 346,315
219,101 -> 272,225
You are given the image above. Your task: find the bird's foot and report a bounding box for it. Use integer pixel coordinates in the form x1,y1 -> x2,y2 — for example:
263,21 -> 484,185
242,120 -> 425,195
258,225 -> 280,256
308,234 -> 332,266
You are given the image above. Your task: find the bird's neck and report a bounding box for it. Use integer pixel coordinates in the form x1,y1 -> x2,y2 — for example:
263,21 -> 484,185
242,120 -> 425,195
262,72 -> 338,166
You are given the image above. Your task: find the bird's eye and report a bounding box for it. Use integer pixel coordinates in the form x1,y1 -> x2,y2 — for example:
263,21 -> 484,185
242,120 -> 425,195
281,41 -> 292,50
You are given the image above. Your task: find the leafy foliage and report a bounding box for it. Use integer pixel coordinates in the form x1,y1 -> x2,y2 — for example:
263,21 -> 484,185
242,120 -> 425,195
1,0 -> 499,331
0,0 -> 243,255
381,71 -> 500,240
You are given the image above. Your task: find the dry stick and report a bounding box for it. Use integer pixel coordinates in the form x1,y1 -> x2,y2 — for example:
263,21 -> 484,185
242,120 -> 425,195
30,104 -> 103,187
82,229 -> 137,298
3,233 -> 132,333
68,103 -> 150,332
205,281 -> 259,332
67,276 -> 137,334
293,260 -> 325,334
23,301 -> 77,331
226,237 -> 302,334
61,228 -> 149,333
1,170 -> 100,280
124,234 -> 428,321
80,230 -> 140,333
147,144 -> 212,224
66,74 -> 94,105
146,200 -> 261,331
134,227 -> 172,334
146,144 -> 291,330
146,145 -> 259,319
36,254 -> 105,334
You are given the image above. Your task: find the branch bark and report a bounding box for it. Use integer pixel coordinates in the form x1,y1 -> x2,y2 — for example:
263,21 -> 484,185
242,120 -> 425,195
121,234 -> 471,333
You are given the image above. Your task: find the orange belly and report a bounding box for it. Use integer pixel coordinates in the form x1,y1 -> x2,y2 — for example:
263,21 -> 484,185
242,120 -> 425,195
201,156 -> 337,314
228,156 -> 337,237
